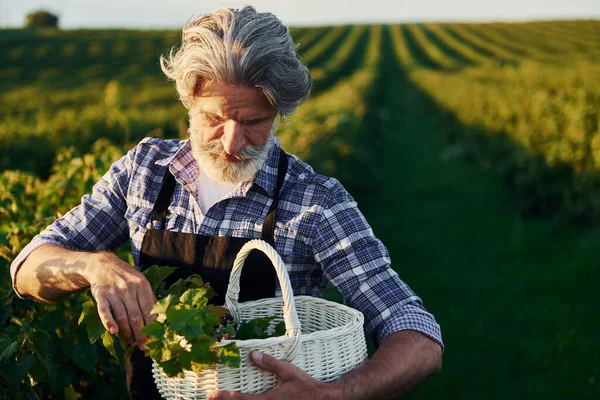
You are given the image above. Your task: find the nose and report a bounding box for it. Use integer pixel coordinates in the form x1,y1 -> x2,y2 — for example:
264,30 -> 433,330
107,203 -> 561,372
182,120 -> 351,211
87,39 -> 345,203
221,120 -> 246,156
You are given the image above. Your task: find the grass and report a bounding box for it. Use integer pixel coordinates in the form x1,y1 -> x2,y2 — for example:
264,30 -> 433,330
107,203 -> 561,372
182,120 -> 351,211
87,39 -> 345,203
2,23 -> 599,398
333,27 -> 600,399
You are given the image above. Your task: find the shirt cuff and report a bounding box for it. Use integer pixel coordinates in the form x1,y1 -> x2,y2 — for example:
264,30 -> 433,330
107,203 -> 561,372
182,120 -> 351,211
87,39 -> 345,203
10,237 -> 66,299
374,303 -> 444,352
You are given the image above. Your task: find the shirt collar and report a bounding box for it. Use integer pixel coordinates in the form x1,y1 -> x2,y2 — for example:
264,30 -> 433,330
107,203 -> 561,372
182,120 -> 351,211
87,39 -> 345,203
251,137 -> 282,198
156,137 -> 282,199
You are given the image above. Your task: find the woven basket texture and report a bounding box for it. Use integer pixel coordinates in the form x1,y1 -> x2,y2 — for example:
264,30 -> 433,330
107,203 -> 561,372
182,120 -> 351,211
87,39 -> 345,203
153,240 -> 368,400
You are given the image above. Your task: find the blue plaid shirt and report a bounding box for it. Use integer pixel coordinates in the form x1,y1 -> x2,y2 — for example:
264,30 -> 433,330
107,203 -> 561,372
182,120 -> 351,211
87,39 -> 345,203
11,137 -> 443,350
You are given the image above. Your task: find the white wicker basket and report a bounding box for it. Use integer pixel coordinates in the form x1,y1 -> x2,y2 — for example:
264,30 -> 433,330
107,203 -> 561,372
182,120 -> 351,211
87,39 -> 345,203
152,239 -> 368,399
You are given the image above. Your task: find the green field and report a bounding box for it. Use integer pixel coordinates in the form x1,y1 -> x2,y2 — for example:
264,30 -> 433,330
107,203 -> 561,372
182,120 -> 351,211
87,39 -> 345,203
1,21 -> 599,399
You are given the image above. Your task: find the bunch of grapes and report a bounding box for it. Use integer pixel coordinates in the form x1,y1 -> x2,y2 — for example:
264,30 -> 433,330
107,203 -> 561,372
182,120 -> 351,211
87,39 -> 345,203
214,313 -> 237,341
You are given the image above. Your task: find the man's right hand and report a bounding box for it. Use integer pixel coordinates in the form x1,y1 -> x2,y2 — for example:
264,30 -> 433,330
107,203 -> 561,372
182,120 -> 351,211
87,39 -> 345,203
85,252 -> 156,350
15,244 -> 157,350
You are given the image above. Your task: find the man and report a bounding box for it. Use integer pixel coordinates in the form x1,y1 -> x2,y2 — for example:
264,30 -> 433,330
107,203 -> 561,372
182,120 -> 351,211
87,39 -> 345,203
10,6 -> 443,399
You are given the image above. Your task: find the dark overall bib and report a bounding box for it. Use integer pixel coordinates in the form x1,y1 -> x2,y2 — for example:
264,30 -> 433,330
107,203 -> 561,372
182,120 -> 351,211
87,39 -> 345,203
125,149 -> 288,399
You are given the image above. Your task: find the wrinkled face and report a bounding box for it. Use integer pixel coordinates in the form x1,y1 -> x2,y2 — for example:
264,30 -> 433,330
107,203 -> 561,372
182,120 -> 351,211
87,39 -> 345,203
188,82 -> 278,184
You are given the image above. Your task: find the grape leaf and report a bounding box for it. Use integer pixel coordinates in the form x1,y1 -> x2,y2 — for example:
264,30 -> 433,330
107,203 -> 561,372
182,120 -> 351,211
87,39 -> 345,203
206,305 -> 229,319
203,283 -> 217,300
67,340 -> 97,373
199,308 -> 220,332
0,354 -> 36,383
218,343 -> 240,368
145,337 -> 167,362
180,288 -> 208,309
189,336 -> 217,365
140,320 -> 165,338
162,340 -> 183,362
101,331 -> 118,359
0,336 -> 13,361
160,357 -> 184,378
218,322 -> 237,337
274,321 -> 286,337
142,265 -> 177,294
63,385 -> 81,400
177,349 -> 194,371
19,386 -> 40,400
78,300 -> 105,344
0,341 -> 19,363
185,274 -> 206,289
167,307 -> 205,339
10,316 -> 27,330
28,351 -> 52,385
236,316 -> 276,340
167,274 -> 205,296
28,330 -> 51,357
151,294 -> 177,323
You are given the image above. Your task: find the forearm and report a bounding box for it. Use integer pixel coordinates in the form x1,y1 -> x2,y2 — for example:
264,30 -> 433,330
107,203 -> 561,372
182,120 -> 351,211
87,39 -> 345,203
333,330 -> 443,400
15,243 -> 114,303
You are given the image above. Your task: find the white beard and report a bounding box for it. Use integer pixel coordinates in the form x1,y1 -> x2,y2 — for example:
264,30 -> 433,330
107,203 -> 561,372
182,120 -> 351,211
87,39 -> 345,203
189,125 -> 276,184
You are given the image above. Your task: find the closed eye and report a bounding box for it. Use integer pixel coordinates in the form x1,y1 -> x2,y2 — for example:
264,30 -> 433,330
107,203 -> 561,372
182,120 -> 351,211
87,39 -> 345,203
206,113 -> 225,124
242,117 -> 269,125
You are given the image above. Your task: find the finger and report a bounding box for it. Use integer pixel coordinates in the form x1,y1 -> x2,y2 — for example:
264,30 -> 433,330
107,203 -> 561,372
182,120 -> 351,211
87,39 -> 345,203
109,297 -> 135,344
250,351 -> 296,381
207,390 -> 253,400
123,293 -> 148,349
95,294 -> 118,334
137,278 -> 156,326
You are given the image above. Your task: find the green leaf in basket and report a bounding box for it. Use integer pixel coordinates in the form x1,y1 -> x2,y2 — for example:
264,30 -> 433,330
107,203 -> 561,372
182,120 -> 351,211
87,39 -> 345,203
177,349 -> 194,371
140,320 -> 165,338
257,316 -> 275,330
204,284 -> 217,300
274,321 -> 286,337
206,305 -> 229,319
190,362 -> 211,374
160,357 -> 184,378
167,307 -> 205,339
185,274 -> 206,289
218,343 -> 240,368
190,335 -> 218,364
180,288 -> 209,309
167,274 -> 206,296
163,340 -> 184,362
200,308 -> 220,332
151,294 -> 178,323
145,336 -> 167,361
235,319 -> 256,340
217,321 -> 236,337
236,316 -> 276,340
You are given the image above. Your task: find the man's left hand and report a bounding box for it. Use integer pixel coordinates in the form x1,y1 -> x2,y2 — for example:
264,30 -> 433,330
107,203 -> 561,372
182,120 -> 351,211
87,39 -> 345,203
207,351 -> 342,400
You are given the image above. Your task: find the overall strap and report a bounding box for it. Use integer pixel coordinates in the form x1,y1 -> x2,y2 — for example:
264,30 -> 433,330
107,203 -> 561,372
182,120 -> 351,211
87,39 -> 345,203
151,170 -> 177,230
261,149 -> 288,245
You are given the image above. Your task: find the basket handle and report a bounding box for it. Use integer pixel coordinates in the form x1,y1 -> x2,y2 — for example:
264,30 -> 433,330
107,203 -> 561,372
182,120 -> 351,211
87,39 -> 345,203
225,239 -> 302,361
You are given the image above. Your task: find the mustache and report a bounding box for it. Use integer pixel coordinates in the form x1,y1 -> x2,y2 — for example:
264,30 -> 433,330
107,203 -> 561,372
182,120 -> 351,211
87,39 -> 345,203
192,137 -> 271,161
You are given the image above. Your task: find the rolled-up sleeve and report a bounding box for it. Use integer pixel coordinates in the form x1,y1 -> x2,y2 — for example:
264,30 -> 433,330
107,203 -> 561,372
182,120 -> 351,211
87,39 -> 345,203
312,185 -> 443,351
10,147 -> 135,298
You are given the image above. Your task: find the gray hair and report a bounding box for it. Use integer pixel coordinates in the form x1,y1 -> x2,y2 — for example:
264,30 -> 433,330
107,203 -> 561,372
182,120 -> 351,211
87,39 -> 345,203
160,6 -> 312,116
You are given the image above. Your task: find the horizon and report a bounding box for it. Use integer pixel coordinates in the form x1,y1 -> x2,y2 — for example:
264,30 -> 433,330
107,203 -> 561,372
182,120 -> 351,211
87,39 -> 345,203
2,0 -> 600,29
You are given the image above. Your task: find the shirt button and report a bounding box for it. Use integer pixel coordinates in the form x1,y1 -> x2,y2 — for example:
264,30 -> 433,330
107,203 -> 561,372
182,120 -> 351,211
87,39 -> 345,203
298,173 -> 305,180
146,222 -> 152,229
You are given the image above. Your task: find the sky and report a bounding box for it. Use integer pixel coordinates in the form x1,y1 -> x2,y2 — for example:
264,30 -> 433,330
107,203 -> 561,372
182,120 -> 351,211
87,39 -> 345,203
1,0 -> 600,29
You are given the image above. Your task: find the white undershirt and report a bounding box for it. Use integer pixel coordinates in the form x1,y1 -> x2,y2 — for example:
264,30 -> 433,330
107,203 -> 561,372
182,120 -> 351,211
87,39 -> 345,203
195,169 -> 238,215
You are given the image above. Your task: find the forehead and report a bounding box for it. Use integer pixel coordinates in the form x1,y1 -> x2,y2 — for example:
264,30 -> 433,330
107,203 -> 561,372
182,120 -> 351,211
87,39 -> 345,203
194,82 -> 275,116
